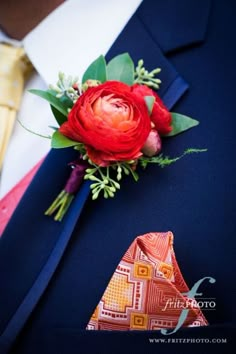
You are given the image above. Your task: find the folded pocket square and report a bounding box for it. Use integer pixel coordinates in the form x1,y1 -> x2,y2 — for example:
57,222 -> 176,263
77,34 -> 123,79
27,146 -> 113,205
87,232 -> 207,331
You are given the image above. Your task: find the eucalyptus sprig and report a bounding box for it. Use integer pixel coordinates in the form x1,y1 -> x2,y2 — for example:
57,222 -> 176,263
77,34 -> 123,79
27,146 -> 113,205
83,148 -> 208,200
83,160 -> 140,200
134,59 -> 162,89
115,162 -> 139,182
49,72 -> 81,103
84,164 -> 120,200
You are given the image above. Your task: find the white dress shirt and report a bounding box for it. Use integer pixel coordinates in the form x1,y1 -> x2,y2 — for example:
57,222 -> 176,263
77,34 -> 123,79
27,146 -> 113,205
0,0 -> 142,198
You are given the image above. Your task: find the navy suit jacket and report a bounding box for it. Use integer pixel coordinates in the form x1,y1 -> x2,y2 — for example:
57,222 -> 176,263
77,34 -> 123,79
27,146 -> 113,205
0,0 -> 235,353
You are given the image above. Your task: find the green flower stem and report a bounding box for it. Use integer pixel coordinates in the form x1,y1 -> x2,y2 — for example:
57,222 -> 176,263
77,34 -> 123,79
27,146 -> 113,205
17,119 -> 51,139
44,190 -> 74,221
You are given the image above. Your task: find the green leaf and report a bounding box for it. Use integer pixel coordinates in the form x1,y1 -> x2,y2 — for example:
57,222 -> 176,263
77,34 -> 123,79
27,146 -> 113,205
164,112 -> 199,137
51,130 -> 80,149
29,89 -> 68,117
50,105 -> 67,126
106,53 -> 134,85
82,55 -> 107,83
130,169 -> 139,182
144,96 -> 155,115
48,89 -> 74,109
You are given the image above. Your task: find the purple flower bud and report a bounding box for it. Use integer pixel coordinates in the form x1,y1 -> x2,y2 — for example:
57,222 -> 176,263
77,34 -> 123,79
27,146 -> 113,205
64,159 -> 89,194
142,129 -> 162,157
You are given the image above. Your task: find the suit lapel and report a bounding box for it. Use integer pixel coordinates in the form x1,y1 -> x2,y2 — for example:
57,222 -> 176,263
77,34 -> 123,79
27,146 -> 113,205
0,0 -> 211,347
107,9 -> 189,108
136,0 -> 212,54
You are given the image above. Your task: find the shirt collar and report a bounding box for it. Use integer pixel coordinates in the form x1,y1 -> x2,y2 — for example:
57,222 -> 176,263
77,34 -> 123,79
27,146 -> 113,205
22,0 -> 142,85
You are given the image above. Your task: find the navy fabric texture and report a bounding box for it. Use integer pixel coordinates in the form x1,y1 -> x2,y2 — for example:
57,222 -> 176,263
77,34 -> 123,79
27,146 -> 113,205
0,0 -> 235,353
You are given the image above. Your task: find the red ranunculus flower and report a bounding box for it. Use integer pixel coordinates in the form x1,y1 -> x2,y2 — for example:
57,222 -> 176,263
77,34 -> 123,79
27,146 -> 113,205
131,84 -> 172,135
59,81 -> 151,166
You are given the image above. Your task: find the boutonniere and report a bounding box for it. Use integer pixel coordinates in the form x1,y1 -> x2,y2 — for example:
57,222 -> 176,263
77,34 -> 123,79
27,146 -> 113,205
29,53 -> 206,221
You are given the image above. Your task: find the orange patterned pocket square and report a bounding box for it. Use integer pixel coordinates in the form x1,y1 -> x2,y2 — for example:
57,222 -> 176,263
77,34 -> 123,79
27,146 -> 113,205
87,232 -> 207,331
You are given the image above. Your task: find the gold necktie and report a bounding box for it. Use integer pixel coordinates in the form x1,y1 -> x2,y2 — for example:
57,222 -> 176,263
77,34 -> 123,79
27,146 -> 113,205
0,43 -> 33,170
